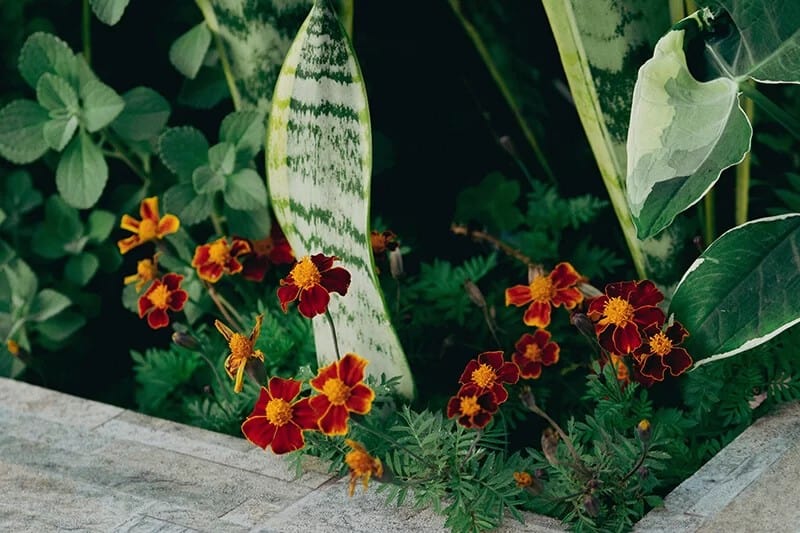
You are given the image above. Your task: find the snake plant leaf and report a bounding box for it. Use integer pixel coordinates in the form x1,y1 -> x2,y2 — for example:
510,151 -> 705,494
669,214 -> 800,369
626,25 -> 751,238
703,0 -> 800,83
267,0 -> 415,398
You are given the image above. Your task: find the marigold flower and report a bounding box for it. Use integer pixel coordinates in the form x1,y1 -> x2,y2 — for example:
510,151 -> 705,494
117,196 -> 180,254
344,439 -> 383,497
514,471 -> 533,488
215,315 -> 265,393
633,321 -> 693,381
241,377 -> 318,455
137,273 -> 188,329
123,253 -> 160,292
241,224 -> 294,282
636,419 -> 652,442
277,253 -> 351,318
505,262 -> 584,328
458,350 -> 519,404
446,382 -> 499,429
192,237 -> 251,283
370,230 -> 398,257
309,353 -> 374,435
513,331 -> 560,380
587,280 -> 665,355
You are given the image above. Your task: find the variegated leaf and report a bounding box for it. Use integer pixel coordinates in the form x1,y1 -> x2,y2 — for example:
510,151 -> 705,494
267,0 -> 415,398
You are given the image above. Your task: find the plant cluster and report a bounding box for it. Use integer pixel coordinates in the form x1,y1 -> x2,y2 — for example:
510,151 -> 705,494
2,2 -> 800,533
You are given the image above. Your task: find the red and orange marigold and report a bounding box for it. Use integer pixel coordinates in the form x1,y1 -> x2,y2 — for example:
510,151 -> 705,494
117,197 -> 180,254
309,353 -> 374,436
137,273 -> 188,329
505,262 -> 583,328
458,350 -> 519,404
447,382 -> 499,429
513,330 -> 560,379
215,315 -> 265,393
241,224 -> 294,282
633,321 -> 693,381
241,377 -> 318,455
123,254 -> 160,292
192,237 -> 251,283
587,280 -> 665,355
277,254 -> 351,319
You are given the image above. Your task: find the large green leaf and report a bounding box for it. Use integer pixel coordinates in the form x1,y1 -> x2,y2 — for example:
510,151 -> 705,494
17,32 -> 78,91
169,22 -> 212,79
111,87 -> 171,141
626,25 -> 751,238
669,214 -> 800,369
267,0 -> 414,398
28,289 -> 71,322
158,127 -> 209,181
0,99 -> 49,164
56,131 -> 109,209
80,79 -> 125,132
542,0 -> 693,286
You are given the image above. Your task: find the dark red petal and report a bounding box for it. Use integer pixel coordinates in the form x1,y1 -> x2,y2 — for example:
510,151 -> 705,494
446,396 -> 461,418
310,253 -> 336,272
664,348 -> 693,376
665,321 -> 690,344
339,353 -> 368,385
147,308 -> 170,329
551,287 -> 583,309
541,343 -> 560,365
490,384 -> 509,404
167,289 -> 188,311
268,376 -> 301,402
505,285 -> 533,307
250,387 -> 271,418
277,283 -> 300,311
634,306 -> 666,328
242,258 -> 269,282
523,301 -> 552,328
345,383 -> 375,414
138,293 -> 154,318
320,267 -> 351,296
191,245 -> 211,268
640,354 -> 667,381
587,295 -> 608,318
514,333 -> 535,354
478,351 -> 504,370
291,398 -> 320,430
550,262 -> 581,288
605,281 -> 637,300
270,424 -> 306,454
310,361 -> 339,392
230,238 -> 252,257
459,360 -> 480,385
517,359 -> 542,379
612,322 -> 643,354
318,404 -> 349,436
241,416 -> 276,449
496,362 -> 520,384
270,238 -> 294,264
477,391 -> 499,413
162,273 -> 184,291
532,329 -> 551,346
225,257 -> 244,275
308,394 -> 332,418
297,285 -> 330,318
630,280 -> 664,307
471,411 -> 493,428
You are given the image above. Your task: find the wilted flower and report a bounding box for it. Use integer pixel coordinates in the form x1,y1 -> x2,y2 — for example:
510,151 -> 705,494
215,315 -> 265,393
123,254 -> 160,292
344,439 -> 383,497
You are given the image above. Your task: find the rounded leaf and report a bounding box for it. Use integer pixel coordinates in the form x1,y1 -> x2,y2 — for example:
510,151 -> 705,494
158,127 -> 209,180
169,22 -> 212,79
111,87 -> 170,141
56,132 -> 109,209
0,99 -> 49,164
18,32 -> 78,90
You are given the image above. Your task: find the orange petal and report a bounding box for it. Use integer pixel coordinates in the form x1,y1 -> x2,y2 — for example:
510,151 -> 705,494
120,214 -> 140,233
140,196 -> 159,221
215,320 -> 235,342
505,285 -> 533,307
522,301 -> 552,328
318,404 -> 349,436
117,235 -> 142,255
157,214 -> 180,237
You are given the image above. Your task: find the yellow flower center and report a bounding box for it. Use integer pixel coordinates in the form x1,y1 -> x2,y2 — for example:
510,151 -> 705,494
252,237 -> 274,256
524,343 -> 542,362
136,259 -> 157,280
529,275 -> 555,302
459,395 -> 481,416
603,297 -> 635,326
138,218 -> 158,241
147,283 -> 170,309
265,398 -> 293,427
228,333 -> 252,361
649,332 -> 673,356
291,256 -> 322,290
471,363 -> 498,388
323,377 -> 351,405
208,240 -> 230,265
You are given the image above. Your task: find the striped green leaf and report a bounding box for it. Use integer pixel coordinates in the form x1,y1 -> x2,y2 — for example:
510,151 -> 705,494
267,0 -> 415,398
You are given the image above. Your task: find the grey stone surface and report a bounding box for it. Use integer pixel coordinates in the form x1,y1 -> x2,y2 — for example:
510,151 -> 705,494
635,401 -> 800,532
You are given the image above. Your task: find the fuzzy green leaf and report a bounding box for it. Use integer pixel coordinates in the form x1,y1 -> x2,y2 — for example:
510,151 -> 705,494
177,66 -> 229,109
224,205 -> 271,240
89,0 -> 130,25
35,310 -> 86,342
169,22 -> 212,79
18,32 -> 78,90
219,110 -> 265,158
267,0 -> 414,397
163,184 -> 214,225
224,168 -> 266,210
208,142 -> 236,175
32,195 -> 85,259
669,214 -> 800,368
43,116 -> 79,152
36,73 -> 79,113
56,131 -> 109,209
158,126 -> 209,180
1,171 -> 43,219
64,252 -> 99,286
111,87 -> 170,141
0,99 -> 50,164
87,209 -> 116,243
28,289 -> 71,322
80,79 -> 125,132
192,164 -> 225,194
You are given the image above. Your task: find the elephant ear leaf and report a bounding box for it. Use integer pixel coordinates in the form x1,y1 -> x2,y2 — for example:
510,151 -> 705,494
267,0 -> 414,398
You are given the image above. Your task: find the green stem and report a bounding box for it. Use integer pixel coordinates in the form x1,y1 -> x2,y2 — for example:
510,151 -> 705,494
82,0 -> 91,64
703,188 -> 716,246
209,210 -> 224,236
195,0 -> 242,111
197,351 -> 235,406
325,309 -> 341,360
740,82 -> 800,141
103,132 -> 150,185
735,90 -> 755,226
448,0 -> 556,185
668,0 -> 685,22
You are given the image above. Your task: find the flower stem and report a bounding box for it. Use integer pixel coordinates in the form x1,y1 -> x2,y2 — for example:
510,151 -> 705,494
195,0 -> 242,111
206,282 -> 246,331
325,309 -> 341,360
619,441 -> 651,486
197,351 -> 235,406
82,0 -> 91,64
451,223 -> 537,268
735,87 -> 755,226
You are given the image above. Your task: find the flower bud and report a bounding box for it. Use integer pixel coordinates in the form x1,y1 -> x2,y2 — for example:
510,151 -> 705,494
498,135 -> 518,158
583,494 -> 600,517
171,331 -> 201,351
464,279 -> 486,308
541,427 -> 560,466
636,419 -> 652,443
388,248 -> 404,280
570,312 -> 595,339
